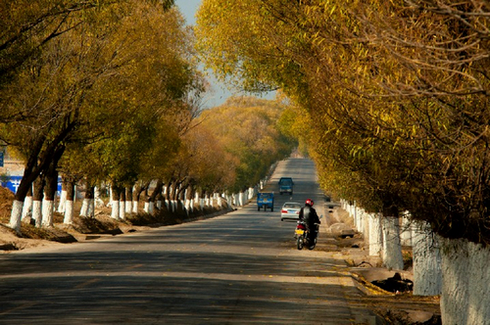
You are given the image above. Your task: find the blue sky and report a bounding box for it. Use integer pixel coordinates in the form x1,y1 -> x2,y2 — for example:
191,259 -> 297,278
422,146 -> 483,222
175,0 -> 236,108
174,0 -> 275,108
175,0 -> 200,25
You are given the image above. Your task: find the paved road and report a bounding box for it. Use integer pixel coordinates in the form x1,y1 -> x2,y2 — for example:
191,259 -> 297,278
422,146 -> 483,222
0,158 -> 377,324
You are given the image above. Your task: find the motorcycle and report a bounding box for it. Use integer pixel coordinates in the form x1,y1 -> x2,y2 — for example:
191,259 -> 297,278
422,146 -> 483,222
295,220 -> 321,250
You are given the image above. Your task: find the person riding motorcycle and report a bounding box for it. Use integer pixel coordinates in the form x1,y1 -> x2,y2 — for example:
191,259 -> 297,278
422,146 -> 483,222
298,199 -> 321,242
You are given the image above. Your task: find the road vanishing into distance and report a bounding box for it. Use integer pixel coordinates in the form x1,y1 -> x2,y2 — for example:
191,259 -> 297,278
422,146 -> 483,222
0,158 -> 377,324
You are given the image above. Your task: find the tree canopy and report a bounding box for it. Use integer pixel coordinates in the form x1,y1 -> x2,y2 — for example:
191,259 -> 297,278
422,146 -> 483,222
1,0 -> 299,233
196,96 -> 296,193
196,0 -> 490,246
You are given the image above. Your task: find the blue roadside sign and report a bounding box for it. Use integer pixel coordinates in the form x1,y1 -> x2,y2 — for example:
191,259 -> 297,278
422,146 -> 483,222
0,151 -> 3,167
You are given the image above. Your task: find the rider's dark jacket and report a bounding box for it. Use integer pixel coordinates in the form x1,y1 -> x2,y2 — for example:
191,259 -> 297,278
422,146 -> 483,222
299,205 -> 320,232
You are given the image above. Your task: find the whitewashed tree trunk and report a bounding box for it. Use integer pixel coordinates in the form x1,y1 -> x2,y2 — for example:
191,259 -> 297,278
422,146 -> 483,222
412,220 -> 442,296
440,238 -> 490,325
132,200 -> 138,214
94,187 -> 105,208
79,199 -> 89,217
111,199 -> 119,219
382,216 -> 404,270
57,190 -> 67,213
42,199 -> 54,227
9,200 -> 23,232
368,213 -> 383,257
125,200 -> 132,214
340,199 -> 346,209
400,213 -> 413,246
21,196 -> 33,222
189,199 -> 194,212
355,207 -> 363,232
33,200 -> 42,227
87,198 -> 95,218
348,202 -> 356,219
119,198 -> 125,219
63,200 -> 74,224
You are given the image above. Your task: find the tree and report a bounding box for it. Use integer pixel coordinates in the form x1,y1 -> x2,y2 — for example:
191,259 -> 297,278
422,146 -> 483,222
197,97 -> 295,193
1,1 -> 197,231
0,0 -> 175,91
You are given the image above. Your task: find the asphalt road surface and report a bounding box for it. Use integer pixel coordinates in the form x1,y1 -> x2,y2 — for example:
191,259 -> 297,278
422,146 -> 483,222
0,157 -> 377,324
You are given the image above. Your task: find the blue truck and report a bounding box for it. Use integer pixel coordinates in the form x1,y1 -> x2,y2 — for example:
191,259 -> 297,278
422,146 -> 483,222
278,177 -> 294,195
257,192 -> 274,211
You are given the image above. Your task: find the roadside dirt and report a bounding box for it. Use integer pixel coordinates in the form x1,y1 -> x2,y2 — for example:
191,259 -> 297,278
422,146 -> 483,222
0,186 -> 441,324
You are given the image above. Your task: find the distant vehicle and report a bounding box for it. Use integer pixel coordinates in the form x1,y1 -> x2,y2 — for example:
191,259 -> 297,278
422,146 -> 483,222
281,201 -> 302,221
257,192 -> 274,211
278,177 -> 294,195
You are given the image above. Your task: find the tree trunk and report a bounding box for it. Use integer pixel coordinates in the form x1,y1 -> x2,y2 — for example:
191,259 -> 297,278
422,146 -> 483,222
111,185 -> 120,219
119,189 -> 125,219
9,138 -> 48,232
32,176 -> 45,228
412,220 -> 442,296
217,193 -> 222,208
170,182 -> 178,212
132,182 -> 148,214
79,198 -> 88,217
188,186 -> 196,212
58,178 -> 69,213
80,185 -> 95,218
368,212 -> 383,257
94,186 -> 105,208
177,187 -> 185,212
42,199 -> 54,228
147,179 -> 163,214
400,213 -> 413,246
356,207 -> 366,233
125,187 -> 133,214
440,238 -> 490,324
184,186 -> 193,214
63,180 -> 75,224
21,185 -> 33,223
164,182 -> 173,211
42,160 -> 59,228
381,216 -> 404,270
9,133 -> 69,232
156,192 -> 163,210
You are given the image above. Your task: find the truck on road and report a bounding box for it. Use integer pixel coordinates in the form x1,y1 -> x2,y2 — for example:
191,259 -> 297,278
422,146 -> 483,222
257,192 -> 274,211
278,177 -> 294,195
